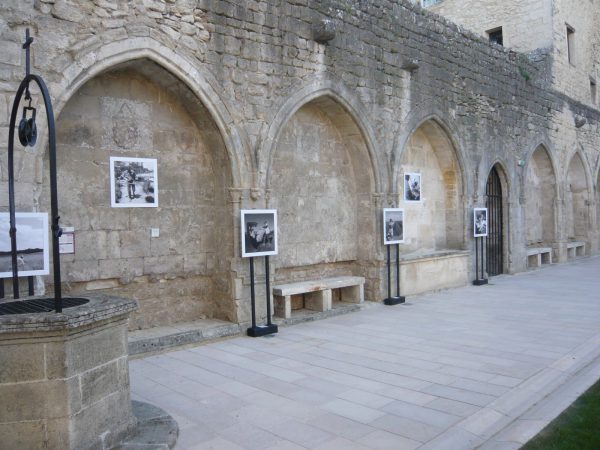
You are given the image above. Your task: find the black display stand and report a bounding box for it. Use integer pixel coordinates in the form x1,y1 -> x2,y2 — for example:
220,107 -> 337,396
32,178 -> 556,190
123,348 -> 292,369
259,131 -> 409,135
384,244 -> 405,305
473,236 -> 488,286
247,256 -> 278,337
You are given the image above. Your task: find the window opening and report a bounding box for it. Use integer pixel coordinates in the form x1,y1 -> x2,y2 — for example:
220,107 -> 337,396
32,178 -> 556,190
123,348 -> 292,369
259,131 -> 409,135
590,77 -> 597,105
487,27 -> 503,46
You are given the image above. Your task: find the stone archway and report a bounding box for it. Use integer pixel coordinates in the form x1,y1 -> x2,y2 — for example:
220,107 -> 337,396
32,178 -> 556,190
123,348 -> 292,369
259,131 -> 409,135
47,59 -> 236,328
268,95 -> 375,283
396,119 -> 465,253
566,153 -> 590,243
525,145 -> 557,247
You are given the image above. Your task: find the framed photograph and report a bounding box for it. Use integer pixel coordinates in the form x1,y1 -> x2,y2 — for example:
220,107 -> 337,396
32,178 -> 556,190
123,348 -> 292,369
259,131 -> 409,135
404,172 -> 421,202
383,208 -> 404,245
110,156 -> 158,208
241,209 -> 278,257
474,208 -> 488,237
0,212 -> 50,278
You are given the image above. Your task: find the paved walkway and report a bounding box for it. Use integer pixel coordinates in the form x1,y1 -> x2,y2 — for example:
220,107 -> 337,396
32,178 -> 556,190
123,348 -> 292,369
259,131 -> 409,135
130,256 -> 600,450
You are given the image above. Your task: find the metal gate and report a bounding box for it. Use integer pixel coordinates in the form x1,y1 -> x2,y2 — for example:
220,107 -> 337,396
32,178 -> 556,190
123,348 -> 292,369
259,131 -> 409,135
486,166 -> 503,276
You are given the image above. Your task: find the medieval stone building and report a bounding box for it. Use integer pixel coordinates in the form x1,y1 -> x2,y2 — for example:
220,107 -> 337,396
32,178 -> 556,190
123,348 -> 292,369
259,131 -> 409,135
1,0 -> 599,330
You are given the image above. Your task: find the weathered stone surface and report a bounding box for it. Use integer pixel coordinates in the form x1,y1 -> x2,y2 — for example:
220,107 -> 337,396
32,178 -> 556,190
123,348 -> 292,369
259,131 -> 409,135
0,0 -> 598,331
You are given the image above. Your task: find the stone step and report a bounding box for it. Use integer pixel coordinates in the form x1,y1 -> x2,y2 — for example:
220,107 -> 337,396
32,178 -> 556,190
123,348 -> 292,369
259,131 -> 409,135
127,302 -> 373,357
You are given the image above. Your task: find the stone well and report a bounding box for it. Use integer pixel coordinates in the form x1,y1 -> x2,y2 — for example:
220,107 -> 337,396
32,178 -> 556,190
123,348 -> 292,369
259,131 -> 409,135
0,294 -> 138,450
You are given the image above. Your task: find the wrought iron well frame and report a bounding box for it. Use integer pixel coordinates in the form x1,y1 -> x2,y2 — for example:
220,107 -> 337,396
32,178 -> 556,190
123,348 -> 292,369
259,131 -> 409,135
6,29 -> 63,312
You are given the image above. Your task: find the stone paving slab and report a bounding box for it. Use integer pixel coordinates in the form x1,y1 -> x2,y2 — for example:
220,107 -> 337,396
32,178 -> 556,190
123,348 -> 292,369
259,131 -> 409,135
130,256 -> 600,449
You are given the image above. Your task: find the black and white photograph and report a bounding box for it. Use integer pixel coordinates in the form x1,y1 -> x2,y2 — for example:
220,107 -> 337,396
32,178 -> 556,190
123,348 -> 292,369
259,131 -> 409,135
474,207 -> 488,237
383,208 -> 404,245
0,213 -> 49,278
404,172 -> 422,202
241,209 -> 278,257
110,156 -> 158,208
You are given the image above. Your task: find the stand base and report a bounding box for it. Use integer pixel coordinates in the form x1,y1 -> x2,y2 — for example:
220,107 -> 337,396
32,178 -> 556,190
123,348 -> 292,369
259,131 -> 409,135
473,279 -> 488,286
384,296 -> 406,305
247,324 -> 278,337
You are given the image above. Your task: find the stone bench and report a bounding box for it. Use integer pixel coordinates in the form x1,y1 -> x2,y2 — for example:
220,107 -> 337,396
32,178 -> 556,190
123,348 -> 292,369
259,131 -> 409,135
273,276 -> 364,319
567,241 -> 586,259
526,246 -> 552,268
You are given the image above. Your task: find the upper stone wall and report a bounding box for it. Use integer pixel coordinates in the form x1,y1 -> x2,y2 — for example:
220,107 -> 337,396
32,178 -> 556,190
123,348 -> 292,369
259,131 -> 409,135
428,0 -> 553,52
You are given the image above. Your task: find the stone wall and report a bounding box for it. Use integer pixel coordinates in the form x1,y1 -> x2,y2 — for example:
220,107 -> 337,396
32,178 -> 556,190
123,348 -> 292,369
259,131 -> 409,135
550,0 -> 600,107
0,0 -> 599,328
427,0 -> 600,107
428,0 -> 553,53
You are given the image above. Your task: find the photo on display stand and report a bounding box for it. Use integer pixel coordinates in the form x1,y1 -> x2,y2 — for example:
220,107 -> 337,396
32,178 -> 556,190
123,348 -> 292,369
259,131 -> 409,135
383,208 -> 404,245
241,209 -> 278,257
0,212 -> 49,278
110,156 -> 158,208
404,172 -> 421,202
474,207 -> 488,237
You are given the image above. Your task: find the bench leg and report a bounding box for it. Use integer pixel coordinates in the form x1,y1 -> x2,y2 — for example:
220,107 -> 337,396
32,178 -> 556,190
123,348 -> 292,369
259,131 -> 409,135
274,295 -> 291,319
305,290 -> 331,312
339,284 -> 364,304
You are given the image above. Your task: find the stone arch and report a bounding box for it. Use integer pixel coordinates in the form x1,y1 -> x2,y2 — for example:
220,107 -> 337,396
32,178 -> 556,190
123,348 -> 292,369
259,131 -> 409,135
392,110 -> 470,197
565,151 -> 592,243
48,56 -> 238,328
50,37 -> 251,188
266,90 -> 378,281
395,117 -> 466,252
259,79 -> 382,193
524,144 -> 557,247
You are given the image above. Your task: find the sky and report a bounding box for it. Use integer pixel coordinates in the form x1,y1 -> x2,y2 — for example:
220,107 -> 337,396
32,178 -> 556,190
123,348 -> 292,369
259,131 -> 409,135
0,214 -> 47,252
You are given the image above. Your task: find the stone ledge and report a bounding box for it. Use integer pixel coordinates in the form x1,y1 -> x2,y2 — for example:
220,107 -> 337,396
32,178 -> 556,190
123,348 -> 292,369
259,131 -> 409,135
398,249 -> 470,264
0,294 -> 138,334
129,321 -> 242,357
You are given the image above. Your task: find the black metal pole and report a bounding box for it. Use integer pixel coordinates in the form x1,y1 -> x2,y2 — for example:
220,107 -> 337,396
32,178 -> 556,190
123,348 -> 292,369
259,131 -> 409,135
249,257 -> 256,329
386,244 -> 391,300
265,255 -> 272,326
475,236 -> 479,278
481,236 -> 485,280
395,243 -> 400,297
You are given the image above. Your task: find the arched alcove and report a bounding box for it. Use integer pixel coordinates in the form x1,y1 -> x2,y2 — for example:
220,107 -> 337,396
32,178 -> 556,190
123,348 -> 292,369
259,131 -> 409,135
566,153 -> 590,242
396,120 -> 464,253
525,145 -> 557,246
268,96 -> 375,280
45,59 -> 235,328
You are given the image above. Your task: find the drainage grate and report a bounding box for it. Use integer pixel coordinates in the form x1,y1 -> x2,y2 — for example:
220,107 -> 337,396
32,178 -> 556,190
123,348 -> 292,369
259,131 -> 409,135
0,297 -> 89,316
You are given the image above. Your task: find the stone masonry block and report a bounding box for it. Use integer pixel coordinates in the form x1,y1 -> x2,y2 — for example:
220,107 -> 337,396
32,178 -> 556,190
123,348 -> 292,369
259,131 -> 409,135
0,378 -> 75,422
45,319 -> 128,378
80,357 -> 128,408
304,289 -> 331,312
0,343 -> 45,383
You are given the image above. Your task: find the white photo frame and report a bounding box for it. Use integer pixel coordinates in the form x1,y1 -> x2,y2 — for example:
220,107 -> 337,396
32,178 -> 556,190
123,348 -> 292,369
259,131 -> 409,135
474,208 -> 488,237
241,209 -> 278,257
404,172 -> 422,202
383,208 -> 404,245
110,156 -> 158,208
0,212 -> 50,278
